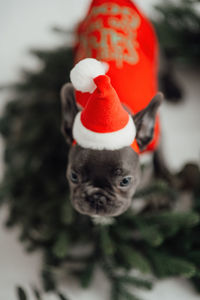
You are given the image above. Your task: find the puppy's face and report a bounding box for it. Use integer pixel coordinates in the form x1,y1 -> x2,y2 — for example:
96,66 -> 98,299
61,83 -> 162,217
67,145 -> 140,217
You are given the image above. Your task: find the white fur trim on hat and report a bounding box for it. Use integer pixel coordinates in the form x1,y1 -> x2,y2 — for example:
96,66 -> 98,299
72,112 -> 136,150
70,58 -> 109,94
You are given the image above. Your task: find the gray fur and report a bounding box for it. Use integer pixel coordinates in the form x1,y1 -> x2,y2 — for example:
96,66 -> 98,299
61,83 -> 78,144
67,145 -> 140,216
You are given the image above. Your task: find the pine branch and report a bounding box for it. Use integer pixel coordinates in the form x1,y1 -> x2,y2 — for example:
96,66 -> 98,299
117,275 -> 153,290
147,250 -> 196,278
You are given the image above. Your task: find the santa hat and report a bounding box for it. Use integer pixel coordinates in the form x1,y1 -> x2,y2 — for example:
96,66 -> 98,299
70,58 -> 136,150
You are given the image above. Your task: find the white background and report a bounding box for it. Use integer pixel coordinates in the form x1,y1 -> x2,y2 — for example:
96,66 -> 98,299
0,1 -> 200,299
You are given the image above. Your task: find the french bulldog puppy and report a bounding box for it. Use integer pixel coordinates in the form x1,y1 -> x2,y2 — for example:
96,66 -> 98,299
60,0 -> 169,217
61,83 -> 163,217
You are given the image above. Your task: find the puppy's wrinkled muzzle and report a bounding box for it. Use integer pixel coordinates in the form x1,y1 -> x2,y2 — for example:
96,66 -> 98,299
86,192 -> 107,210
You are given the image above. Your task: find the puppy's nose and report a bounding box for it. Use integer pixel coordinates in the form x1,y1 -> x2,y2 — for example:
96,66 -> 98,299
88,193 -> 107,208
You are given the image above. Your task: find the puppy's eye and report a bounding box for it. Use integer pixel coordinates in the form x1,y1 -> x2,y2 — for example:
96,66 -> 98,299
70,171 -> 79,183
119,176 -> 132,187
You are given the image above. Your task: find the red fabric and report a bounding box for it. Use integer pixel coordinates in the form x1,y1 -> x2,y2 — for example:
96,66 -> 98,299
131,139 -> 139,153
81,75 -> 129,132
74,0 -> 160,153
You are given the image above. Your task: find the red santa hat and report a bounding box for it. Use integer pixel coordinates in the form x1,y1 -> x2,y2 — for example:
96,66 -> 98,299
70,58 -> 136,150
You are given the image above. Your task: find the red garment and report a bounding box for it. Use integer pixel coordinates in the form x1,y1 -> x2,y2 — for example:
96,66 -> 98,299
73,0 -> 160,153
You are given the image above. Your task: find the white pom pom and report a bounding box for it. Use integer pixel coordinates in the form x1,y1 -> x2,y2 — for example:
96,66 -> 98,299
70,58 -> 108,93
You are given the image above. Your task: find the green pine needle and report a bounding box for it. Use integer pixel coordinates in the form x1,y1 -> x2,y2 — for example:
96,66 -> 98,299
118,246 -> 152,273
149,251 -> 196,278
52,232 -> 70,259
16,287 -> 28,300
118,275 -> 153,290
80,261 -> 95,288
99,227 -> 115,256
57,292 -> 70,300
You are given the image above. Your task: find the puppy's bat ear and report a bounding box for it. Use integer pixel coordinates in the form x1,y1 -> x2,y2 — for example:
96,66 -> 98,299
60,83 -> 79,144
133,92 -> 163,151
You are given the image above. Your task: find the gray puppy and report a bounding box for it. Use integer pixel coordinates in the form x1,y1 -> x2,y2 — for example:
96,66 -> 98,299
60,83 -> 163,217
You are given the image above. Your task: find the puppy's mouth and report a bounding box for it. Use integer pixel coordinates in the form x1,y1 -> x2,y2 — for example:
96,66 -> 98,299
91,205 -> 107,216
73,191 -> 125,217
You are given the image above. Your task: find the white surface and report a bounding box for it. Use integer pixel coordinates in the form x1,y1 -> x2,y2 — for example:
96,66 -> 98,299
0,0 -> 200,299
160,67 -> 200,172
